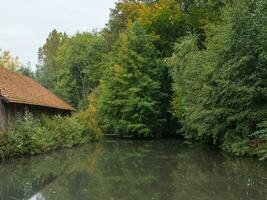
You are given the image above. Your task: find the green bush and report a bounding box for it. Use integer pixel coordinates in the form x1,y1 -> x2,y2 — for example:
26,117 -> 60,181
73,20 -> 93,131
222,122 -> 267,160
0,111 -> 102,160
0,133 -> 7,146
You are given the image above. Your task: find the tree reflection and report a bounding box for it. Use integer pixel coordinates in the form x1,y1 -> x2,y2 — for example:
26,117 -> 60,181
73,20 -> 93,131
0,141 -> 267,200
171,145 -> 267,200
40,140 -> 178,200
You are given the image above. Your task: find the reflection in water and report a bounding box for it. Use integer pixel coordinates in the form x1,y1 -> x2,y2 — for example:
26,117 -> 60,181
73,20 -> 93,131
172,145 -> 267,200
0,140 -> 266,200
29,193 -> 45,200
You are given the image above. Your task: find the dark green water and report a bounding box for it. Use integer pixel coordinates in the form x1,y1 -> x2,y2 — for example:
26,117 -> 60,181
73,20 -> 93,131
0,140 -> 267,200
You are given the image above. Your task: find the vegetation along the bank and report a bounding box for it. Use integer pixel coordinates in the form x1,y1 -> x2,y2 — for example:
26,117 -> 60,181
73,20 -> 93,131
1,0 -> 267,160
0,112 -> 102,159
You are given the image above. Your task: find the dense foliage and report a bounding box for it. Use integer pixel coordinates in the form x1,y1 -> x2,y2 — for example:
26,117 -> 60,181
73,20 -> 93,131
0,50 -> 20,71
36,31 -> 107,109
168,0 -> 267,159
0,112 -> 102,159
20,0 -> 267,159
94,23 -> 167,137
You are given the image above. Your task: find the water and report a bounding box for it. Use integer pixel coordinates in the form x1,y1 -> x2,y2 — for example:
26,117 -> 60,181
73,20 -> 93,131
0,140 -> 267,200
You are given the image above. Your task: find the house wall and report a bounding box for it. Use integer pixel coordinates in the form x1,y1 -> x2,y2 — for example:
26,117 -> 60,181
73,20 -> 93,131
1,102 -> 71,131
0,99 -> 5,131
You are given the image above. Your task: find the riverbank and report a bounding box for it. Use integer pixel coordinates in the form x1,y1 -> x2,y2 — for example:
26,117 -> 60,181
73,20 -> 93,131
0,109 -> 266,162
0,112 -> 102,160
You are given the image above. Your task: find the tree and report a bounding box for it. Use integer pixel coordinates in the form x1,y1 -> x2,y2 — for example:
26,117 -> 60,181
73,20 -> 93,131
103,0 -> 230,57
36,29 -> 68,90
167,35 -> 204,139
168,0 -> 267,155
18,62 -> 35,78
55,32 -> 107,109
102,0 -> 146,49
94,22 -> 167,137
38,29 -> 68,74
0,50 -> 20,71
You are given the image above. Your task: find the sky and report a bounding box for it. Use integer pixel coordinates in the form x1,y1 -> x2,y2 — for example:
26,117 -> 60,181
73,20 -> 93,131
0,0 -> 117,69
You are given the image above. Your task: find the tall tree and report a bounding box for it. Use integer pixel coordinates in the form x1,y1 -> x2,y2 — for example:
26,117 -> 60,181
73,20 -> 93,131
94,22 -> 167,137
36,29 -> 68,90
168,0 -> 267,153
102,0 -> 146,49
55,32 -> 106,109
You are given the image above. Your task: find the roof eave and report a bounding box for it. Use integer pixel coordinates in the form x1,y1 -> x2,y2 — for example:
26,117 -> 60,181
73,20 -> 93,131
4,98 -> 76,112
0,92 -> 10,103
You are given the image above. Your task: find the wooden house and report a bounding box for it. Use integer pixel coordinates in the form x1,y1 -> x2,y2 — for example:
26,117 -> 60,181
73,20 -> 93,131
0,67 -> 75,131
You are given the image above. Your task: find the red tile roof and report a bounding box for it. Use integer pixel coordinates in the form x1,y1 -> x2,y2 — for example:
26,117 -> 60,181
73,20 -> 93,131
0,67 -> 75,111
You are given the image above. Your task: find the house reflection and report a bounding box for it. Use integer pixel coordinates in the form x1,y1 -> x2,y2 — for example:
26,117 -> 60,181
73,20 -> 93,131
29,192 -> 45,200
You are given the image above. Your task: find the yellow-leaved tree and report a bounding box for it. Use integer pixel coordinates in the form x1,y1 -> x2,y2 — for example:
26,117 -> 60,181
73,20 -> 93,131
0,50 -> 20,71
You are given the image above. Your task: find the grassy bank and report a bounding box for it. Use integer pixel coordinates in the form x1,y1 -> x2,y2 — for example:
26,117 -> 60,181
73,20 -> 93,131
0,112 -> 102,160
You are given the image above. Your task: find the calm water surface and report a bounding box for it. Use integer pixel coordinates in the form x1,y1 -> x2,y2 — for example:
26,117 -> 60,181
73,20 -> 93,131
0,140 -> 267,200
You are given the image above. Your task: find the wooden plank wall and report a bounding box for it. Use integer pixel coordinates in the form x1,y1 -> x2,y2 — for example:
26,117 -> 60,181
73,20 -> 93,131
0,99 -> 6,131
0,101 -> 71,132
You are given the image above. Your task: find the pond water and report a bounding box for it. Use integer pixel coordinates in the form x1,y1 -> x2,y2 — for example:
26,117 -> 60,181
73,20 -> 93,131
0,140 -> 267,200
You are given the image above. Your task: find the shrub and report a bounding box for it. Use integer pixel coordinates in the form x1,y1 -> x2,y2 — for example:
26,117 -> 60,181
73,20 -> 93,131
0,111 -> 102,160
223,122 -> 267,160
0,133 -> 7,145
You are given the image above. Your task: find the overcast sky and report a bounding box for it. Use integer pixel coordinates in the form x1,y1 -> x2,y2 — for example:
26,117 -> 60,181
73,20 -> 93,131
0,0 -> 117,69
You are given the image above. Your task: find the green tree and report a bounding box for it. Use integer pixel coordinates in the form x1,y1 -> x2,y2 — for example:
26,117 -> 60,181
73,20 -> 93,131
36,29 -> 68,90
94,22 -> 167,137
169,0 -> 267,156
167,35 -> 204,138
18,62 -> 35,78
55,32 -> 106,109
102,0 -> 153,49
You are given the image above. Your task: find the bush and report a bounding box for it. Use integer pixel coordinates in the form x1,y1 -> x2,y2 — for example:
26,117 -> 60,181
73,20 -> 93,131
0,133 -> 7,146
222,122 -> 267,160
0,111 -> 102,160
